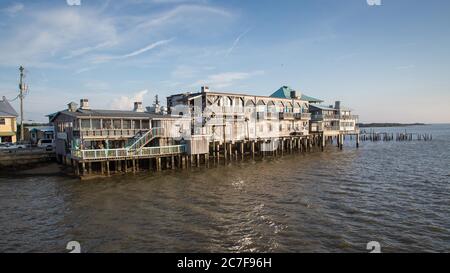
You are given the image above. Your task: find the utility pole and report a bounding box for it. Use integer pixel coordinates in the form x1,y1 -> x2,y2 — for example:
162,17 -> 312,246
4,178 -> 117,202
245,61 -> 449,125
18,66 -> 27,142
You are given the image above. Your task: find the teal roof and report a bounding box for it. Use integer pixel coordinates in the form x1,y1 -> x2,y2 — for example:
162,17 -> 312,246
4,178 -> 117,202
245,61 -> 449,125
270,86 -> 323,103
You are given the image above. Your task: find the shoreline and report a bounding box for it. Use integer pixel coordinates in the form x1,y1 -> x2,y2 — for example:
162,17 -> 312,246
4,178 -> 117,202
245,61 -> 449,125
358,123 -> 426,128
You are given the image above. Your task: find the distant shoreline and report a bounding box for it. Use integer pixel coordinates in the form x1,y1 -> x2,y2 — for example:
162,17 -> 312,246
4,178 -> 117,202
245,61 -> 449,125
357,123 -> 426,128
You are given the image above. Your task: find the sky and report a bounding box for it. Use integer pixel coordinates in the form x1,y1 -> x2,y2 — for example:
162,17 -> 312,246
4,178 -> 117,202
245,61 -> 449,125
0,0 -> 449,123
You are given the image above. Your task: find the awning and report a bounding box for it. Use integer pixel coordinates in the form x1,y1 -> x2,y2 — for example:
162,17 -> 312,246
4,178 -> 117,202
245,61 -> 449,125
0,132 -> 16,137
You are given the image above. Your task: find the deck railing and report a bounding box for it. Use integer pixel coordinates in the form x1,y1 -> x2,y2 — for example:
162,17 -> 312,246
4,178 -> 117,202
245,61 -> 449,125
339,115 -> 359,120
78,129 -> 143,138
71,145 -> 186,160
294,113 -> 311,120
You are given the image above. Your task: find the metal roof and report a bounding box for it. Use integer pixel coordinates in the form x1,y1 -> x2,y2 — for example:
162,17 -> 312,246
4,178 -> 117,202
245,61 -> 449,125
0,96 -> 18,117
309,104 -> 336,111
49,108 -> 177,122
270,86 -> 323,103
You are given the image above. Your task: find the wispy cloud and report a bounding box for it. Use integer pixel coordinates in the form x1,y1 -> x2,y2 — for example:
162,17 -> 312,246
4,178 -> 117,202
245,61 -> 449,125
2,2 -> 24,16
0,8 -> 118,67
193,70 -> 264,89
395,64 -> 416,70
63,41 -> 117,60
135,4 -> 231,31
92,39 -> 174,63
110,89 -> 149,110
226,28 -> 252,56
74,67 -> 95,75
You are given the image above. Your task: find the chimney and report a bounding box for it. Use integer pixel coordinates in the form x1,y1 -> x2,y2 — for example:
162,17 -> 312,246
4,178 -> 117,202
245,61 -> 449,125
334,101 -> 341,109
201,86 -> 210,93
67,102 -> 78,112
133,101 -> 144,112
80,99 -> 90,110
290,90 -> 297,99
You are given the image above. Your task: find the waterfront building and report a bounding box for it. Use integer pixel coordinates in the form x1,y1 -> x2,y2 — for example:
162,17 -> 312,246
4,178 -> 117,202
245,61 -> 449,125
309,101 -> 359,149
48,86 -> 360,177
167,85 -> 314,155
0,96 -> 18,143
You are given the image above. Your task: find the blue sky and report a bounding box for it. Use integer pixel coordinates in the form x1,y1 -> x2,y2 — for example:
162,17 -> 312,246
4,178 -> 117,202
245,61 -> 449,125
0,0 -> 449,123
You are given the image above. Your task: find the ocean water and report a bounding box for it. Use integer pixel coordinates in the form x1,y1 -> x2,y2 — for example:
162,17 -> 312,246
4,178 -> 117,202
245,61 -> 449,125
0,124 -> 449,253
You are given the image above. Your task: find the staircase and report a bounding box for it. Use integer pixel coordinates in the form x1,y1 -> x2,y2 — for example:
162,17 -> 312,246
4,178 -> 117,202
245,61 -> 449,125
126,127 -> 165,152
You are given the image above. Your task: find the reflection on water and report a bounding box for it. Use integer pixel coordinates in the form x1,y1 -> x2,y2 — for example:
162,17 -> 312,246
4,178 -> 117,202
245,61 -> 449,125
0,124 -> 449,252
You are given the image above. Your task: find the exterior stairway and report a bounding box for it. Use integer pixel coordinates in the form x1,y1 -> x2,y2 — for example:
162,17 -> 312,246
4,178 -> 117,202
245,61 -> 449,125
126,127 -> 165,152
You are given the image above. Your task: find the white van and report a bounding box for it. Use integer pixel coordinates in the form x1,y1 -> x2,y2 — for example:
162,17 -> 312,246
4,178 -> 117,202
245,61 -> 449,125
37,139 -> 55,149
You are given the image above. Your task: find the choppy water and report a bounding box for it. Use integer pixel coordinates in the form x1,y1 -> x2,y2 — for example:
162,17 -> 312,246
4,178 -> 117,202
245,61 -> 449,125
1,124 -> 449,253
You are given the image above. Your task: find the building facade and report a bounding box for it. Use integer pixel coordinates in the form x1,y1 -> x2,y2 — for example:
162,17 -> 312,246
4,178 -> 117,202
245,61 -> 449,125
0,96 -> 18,143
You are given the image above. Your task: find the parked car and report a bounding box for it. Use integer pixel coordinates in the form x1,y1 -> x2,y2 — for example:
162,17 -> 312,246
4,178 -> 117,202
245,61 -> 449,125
8,143 -> 28,149
37,139 -> 55,150
0,143 -> 13,150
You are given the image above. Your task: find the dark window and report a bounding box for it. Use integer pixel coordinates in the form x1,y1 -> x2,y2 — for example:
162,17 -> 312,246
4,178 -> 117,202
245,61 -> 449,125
81,119 -> 91,129
123,120 -> 131,129
103,119 -> 112,129
142,120 -> 149,129
0,118 -> 5,125
113,119 -> 121,129
91,119 -> 101,129
132,120 -> 140,129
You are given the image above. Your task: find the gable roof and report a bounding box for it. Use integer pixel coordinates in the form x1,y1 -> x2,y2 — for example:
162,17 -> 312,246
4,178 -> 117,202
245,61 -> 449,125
270,86 -> 323,103
0,96 -> 18,117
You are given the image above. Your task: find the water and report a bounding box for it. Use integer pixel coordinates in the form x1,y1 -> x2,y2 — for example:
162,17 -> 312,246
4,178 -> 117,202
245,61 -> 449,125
1,124 -> 449,253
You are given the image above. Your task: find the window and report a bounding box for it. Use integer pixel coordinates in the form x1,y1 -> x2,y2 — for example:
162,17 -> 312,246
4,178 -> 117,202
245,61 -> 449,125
123,120 -> 131,129
142,120 -> 150,129
91,119 -> 101,129
113,119 -> 121,129
103,119 -> 112,129
0,118 -> 5,125
133,120 -> 141,129
81,119 -> 91,129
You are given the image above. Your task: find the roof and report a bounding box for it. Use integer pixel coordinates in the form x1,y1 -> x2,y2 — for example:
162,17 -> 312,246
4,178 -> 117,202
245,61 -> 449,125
310,104 -> 337,111
0,96 -> 18,117
310,104 -> 352,111
270,86 -> 323,103
29,126 -> 54,132
49,108 -> 177,122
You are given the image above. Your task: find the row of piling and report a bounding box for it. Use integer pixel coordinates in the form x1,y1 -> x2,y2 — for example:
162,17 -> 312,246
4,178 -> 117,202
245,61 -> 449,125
359,131 -> 433,142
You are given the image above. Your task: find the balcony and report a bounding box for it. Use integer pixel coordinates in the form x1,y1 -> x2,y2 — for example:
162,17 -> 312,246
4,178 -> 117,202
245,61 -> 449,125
311,114 -> 339,121
339,114 -> 359,120
204,106 -> 244,115
71,145 -> 186,161
77,129 -> 146,139
294,113 -> 311,120
257,112 -> 278,120
279,112 -> 294,120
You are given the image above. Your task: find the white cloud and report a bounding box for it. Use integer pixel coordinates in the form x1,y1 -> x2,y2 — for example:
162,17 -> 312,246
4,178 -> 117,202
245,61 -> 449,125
2,3 -> 24,16
227,28 -> 252,56
193,70 -> 264,89
0,8 -> 118,67
74,67 -> 95,74
110,90 -> 149,110
92,39 -> 174,63
63,41 -> 117,60
135,4 -> 231,31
